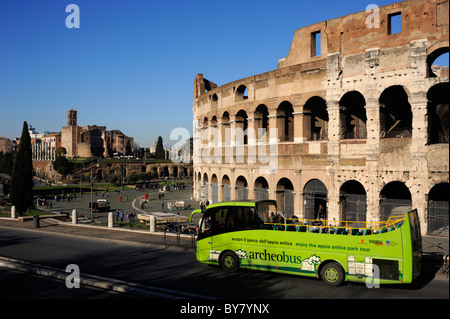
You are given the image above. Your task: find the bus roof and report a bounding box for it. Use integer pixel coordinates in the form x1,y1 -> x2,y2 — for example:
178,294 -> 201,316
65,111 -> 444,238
205,200 -> 277,209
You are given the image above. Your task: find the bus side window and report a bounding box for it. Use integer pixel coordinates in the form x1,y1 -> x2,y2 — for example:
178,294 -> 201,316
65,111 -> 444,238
215,208 -> 228,227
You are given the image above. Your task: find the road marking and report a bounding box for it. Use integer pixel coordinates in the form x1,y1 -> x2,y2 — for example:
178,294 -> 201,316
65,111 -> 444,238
0,256 -> 213,299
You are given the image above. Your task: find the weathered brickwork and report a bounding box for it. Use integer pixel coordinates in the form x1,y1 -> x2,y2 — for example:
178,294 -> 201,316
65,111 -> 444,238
193,0 -> 449,235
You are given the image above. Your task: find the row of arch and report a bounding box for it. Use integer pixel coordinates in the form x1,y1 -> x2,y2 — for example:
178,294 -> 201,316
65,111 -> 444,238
196,172 -> 449,235
201,82 -> 449,145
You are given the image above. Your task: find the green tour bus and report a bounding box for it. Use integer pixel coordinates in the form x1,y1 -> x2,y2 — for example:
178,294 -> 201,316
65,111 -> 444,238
194,200 -> 422,286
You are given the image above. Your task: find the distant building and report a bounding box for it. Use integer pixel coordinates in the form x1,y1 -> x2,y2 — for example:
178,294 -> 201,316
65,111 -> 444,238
60,109 -> 134,158
31,109 -> 134,160
0,137 -> 12,153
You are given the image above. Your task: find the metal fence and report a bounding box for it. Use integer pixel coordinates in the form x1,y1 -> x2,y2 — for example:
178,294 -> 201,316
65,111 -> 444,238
428,200 -> 449,236
341,194 -> 367,222
254,188 -> 269,201
223,185 -> 231,201
379,198 -> 412,220
236,186 -> 248,200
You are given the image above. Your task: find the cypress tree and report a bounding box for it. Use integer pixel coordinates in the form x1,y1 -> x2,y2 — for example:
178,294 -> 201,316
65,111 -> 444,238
155,136 -> 165,159
10,121 -> 34,215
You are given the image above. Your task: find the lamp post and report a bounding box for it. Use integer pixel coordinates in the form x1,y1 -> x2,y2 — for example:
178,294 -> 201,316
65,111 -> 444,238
90,159 -> 99,225
90,161 -> 93,224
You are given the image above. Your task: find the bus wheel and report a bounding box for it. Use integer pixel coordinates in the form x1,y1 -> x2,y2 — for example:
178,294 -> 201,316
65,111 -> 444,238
220,251 -> 239,273
320,262 -> 345,287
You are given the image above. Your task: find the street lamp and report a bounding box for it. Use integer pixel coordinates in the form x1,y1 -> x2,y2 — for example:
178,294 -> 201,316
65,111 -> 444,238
90,159 -> 99,225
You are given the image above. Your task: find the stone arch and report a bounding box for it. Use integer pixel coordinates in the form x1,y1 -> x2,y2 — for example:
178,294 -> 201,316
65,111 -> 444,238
277,101 -> 294,142
90,129 -> 104,157
303,96 -> 328,140
276,177 -> 294,216
427,82 -> 449,144
427,183 -> 449,236
254,176 -> 270,200
235,175 -> 248,200
236,84 -> 248,101
379,85 -> 412,138
380,181 -> 412,219
426,45 -> 449,78
210,173 -> 219,204
303,179 -> 328,220
339,180 -> 367,221
222,174 -> 231,201
339,91 -> 367,139
236,109 -> 248,145
254,104 -> 269,142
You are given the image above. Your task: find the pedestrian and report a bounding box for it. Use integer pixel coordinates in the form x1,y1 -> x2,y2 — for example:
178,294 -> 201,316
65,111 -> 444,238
120,211 -> 124,222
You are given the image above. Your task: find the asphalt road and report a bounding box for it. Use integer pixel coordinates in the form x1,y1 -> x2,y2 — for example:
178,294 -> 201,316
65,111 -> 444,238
0,227 -> 448,302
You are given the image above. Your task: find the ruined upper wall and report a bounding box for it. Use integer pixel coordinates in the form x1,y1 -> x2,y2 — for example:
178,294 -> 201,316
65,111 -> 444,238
278,0 -> 449,69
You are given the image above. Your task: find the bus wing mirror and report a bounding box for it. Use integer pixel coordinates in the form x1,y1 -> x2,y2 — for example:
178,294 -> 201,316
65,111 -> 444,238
189,209 -> 203,222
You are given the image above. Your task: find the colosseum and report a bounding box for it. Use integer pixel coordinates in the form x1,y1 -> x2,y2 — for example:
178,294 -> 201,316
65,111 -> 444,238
192,0 -> 449,236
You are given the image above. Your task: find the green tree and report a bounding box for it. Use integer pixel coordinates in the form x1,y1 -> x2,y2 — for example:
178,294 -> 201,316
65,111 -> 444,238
109,174 -> 121,187
10,121 -> 34,215
155,136 -> 165,159
53,155 -> 74,175
0,151 -> 15,175
55,147 -> 67,157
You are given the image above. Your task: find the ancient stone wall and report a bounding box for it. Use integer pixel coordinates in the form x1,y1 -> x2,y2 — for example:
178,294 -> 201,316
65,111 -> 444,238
193,0 -> 449,235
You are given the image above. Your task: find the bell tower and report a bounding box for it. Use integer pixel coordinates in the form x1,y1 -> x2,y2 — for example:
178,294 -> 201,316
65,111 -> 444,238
68,109 -> 77,126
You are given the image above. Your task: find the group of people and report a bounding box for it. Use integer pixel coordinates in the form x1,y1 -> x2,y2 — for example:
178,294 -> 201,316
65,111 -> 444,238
115,209 -> 137,223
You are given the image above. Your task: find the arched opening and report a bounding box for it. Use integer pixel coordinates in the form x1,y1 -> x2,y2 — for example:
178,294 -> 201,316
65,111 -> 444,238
162,166 -> 170,178
339,180 -> 367,222
303,97 -> 329,140
380,181 -> 412,219
236,84 -> 248,100
339,91 -> 367,139
277,101 -> 294,142
203,173 -> 209,204
254,104 -> 269,142
236,110 -> 248,145
427,47 -> 449,78
235,176 -> 248,200
210,116 -> 218,146
276,178 -> 294,216
90,129 -> 104,157
427,83 -> 449,144
221,112 -> 230,145
202,117 -> 209,145
428,183 -> 449,236
303,179 -> 328,220
211,174 -> 218,204
254,176 -> 269,200
222,175 -> 231,201
211,93 -> 218,107
172,166 -> 178,178
197,172 -> 202,200
379,86 -> 412,138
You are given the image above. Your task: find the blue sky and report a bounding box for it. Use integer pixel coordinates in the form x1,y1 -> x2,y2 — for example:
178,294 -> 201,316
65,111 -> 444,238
0,0 -> 447,148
